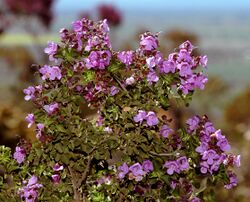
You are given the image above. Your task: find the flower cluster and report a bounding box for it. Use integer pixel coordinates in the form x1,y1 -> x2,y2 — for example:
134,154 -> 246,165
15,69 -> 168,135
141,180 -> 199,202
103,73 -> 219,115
118,160 -> 154,182
134,110 -> 158,126
164,156 -> 189,175
18,176 -> 43,202
187,115 -> 240,188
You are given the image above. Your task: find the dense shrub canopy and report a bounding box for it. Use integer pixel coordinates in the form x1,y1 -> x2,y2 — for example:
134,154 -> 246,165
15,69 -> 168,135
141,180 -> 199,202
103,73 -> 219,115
0,18 -> 240,202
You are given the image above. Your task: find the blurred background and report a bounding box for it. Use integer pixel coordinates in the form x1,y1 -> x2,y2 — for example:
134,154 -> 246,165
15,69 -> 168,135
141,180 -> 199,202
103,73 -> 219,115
0,0 -> 249,201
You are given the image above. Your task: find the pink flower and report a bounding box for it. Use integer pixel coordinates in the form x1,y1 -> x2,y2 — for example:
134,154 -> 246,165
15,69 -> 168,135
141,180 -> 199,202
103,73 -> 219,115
13,146 -> 26,164
43,103 -> 59,115
39,65 -> 62,81
25,114 -> 35,128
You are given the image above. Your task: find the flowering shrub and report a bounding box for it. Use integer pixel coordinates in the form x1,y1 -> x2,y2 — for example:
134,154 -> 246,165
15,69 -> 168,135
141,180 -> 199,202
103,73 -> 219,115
0,18 -> 240,202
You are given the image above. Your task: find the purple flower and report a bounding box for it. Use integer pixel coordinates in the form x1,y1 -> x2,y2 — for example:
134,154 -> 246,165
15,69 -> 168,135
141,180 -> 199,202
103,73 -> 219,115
13,146 -> 26,164
96,115 -> 104,126
43,103 -> 59,115
36,123 -> 44,140
190,197 -> 201,202
100,19 -> 110,33
134,110 -> 147,124
193,74 -> 208,90
146,111 -> 158,126
25,114 -> 35,128
176,156 -> 189,171
146,56 -> 157,69
117,51 -> 133,66
214,130 -> 231,152
177,49 -> 193,63
39,65 -> 62,81
97,175 -> 111,185
18,175 -> 42,202
52,174 -> 60,184
163,161 -> 180,175
142,160 -> 154,173
147,71 -> 159,85
129,163 -> 146,177
140,34 -> 158,51
199,55 -> 208,67
202,149 -> 219,165
224,172 -> 238,189
72,20 -> 83,32
23,86 -> 36,101
53,163 -> 64,172
217,137 -> 231,152
110,86 -> 119,96
85,51 -> 111,70
125,76 -> 135,85
186,116 -> 200,132
233,155 -> 241,168
161,60 -> 176,74
179,40 -> 193,53
204,121 -> 215,135
195,142 -> 209,154
44,41 -> 58,61
178,62 -> 193,77
104,127 -> 113,133
200,161 -> 209,174
118,163 -> 129,179
160,125 -> 173,138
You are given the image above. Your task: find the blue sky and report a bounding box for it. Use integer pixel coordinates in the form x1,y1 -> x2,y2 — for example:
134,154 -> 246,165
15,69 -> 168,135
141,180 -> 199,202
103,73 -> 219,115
55,0 -> 250,12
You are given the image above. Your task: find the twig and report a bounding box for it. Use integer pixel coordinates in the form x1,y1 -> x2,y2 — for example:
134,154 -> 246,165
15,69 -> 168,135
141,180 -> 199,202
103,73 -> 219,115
149,151 -> 179,157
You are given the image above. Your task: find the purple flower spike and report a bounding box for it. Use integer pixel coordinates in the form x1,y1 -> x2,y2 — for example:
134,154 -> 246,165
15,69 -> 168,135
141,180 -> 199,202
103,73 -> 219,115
142,160 -> 154,173
25,114 -> 35,128
13,146 -> 26,164
146,111 -> 158,126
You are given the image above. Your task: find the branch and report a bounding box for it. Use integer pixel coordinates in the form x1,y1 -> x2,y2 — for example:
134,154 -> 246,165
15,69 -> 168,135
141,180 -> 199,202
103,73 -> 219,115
149,151 -> 179,157
77,156 -> 93,187
68,167 -> 82,202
